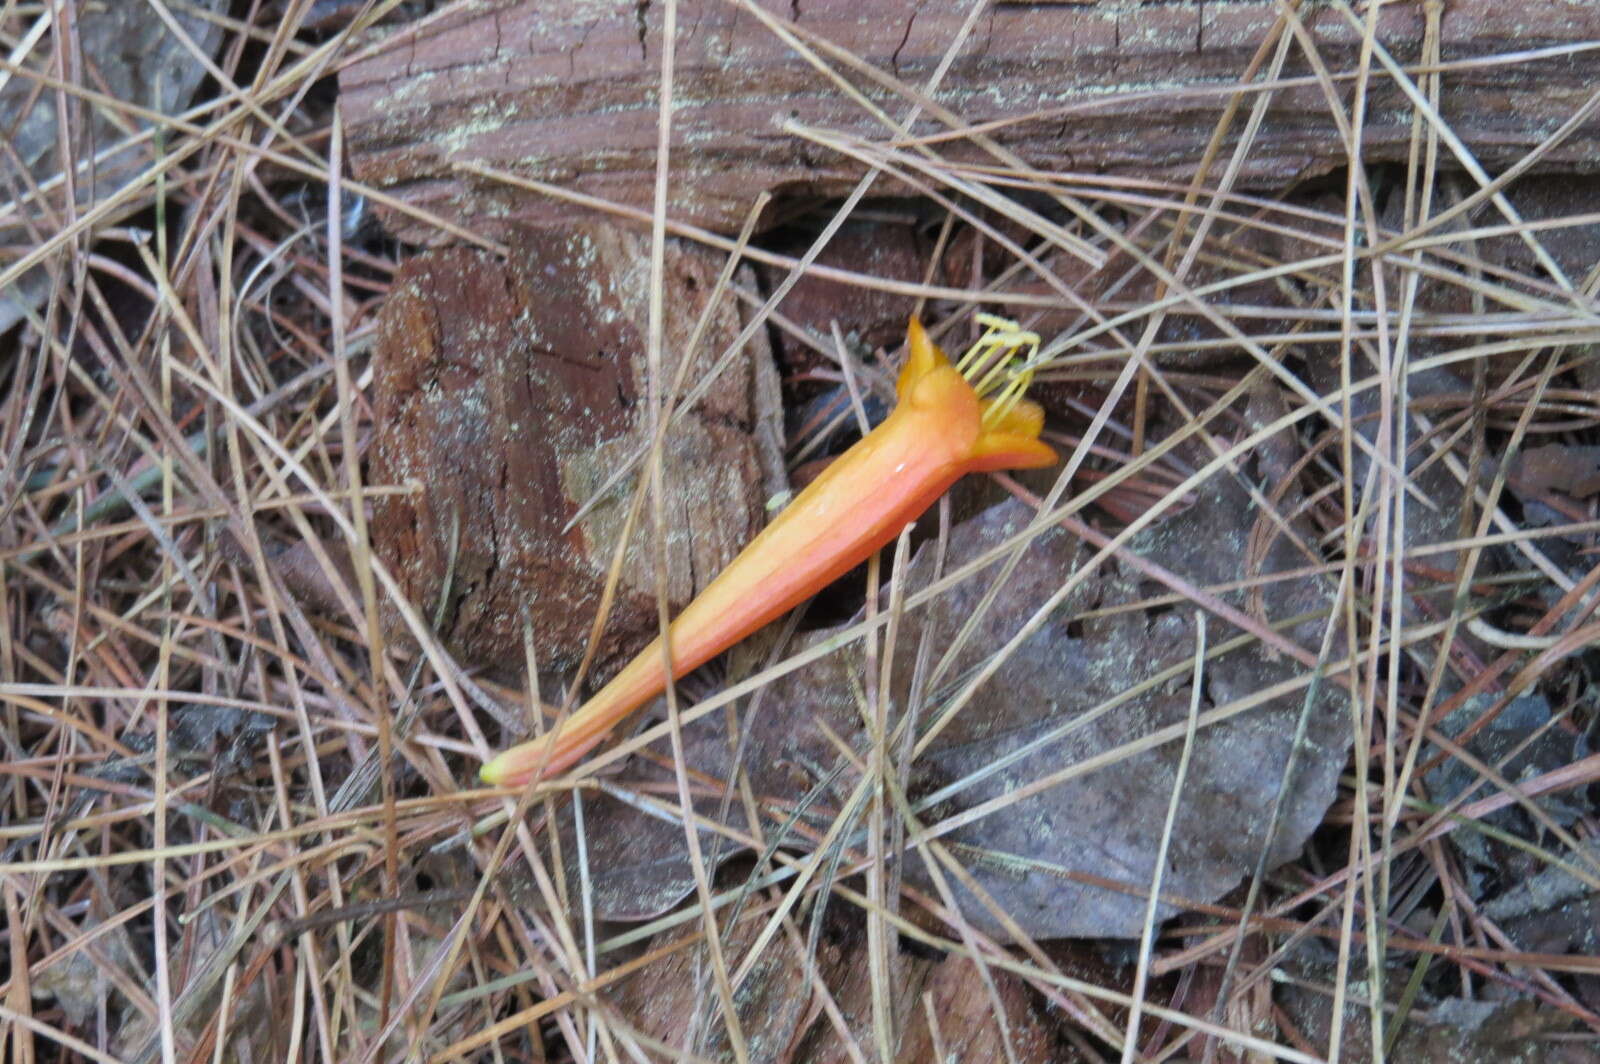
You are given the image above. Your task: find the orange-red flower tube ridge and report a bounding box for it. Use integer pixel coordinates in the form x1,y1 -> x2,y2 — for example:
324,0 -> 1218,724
480,316 -> 1056,786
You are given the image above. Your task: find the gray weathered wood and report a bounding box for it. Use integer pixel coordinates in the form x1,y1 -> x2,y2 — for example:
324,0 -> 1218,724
339,0 -> 1600,241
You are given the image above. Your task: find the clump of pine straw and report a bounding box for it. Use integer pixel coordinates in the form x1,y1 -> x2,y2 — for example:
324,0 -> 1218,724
3,2 -> 1599,1062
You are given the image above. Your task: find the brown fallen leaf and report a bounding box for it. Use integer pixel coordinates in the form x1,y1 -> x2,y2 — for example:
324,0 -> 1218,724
611,909 -> 1069,1064
1278,978 -> 1596,1064
1508,443 -> 1600,499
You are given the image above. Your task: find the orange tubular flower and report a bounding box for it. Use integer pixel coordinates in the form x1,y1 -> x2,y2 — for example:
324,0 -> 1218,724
480,315 -> 1056,787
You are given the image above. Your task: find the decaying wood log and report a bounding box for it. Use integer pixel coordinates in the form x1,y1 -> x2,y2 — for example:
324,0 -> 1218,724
368,224 -> 785,674
339,0 -> 1600,242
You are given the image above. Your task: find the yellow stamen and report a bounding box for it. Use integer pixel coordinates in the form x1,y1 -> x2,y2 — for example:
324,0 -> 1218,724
953,313 -> 1041,431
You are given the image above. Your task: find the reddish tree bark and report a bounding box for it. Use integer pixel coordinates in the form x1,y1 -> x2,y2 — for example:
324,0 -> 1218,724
340,0 -> 1600,241
369,224 -> 784,672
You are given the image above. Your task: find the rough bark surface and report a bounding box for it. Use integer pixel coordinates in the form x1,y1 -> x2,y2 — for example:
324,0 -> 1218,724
339,0 -> 1600,241
368,224 -> 785,674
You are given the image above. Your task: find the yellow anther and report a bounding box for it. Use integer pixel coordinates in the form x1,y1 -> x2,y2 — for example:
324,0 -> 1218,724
953,314 -> 1041,431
